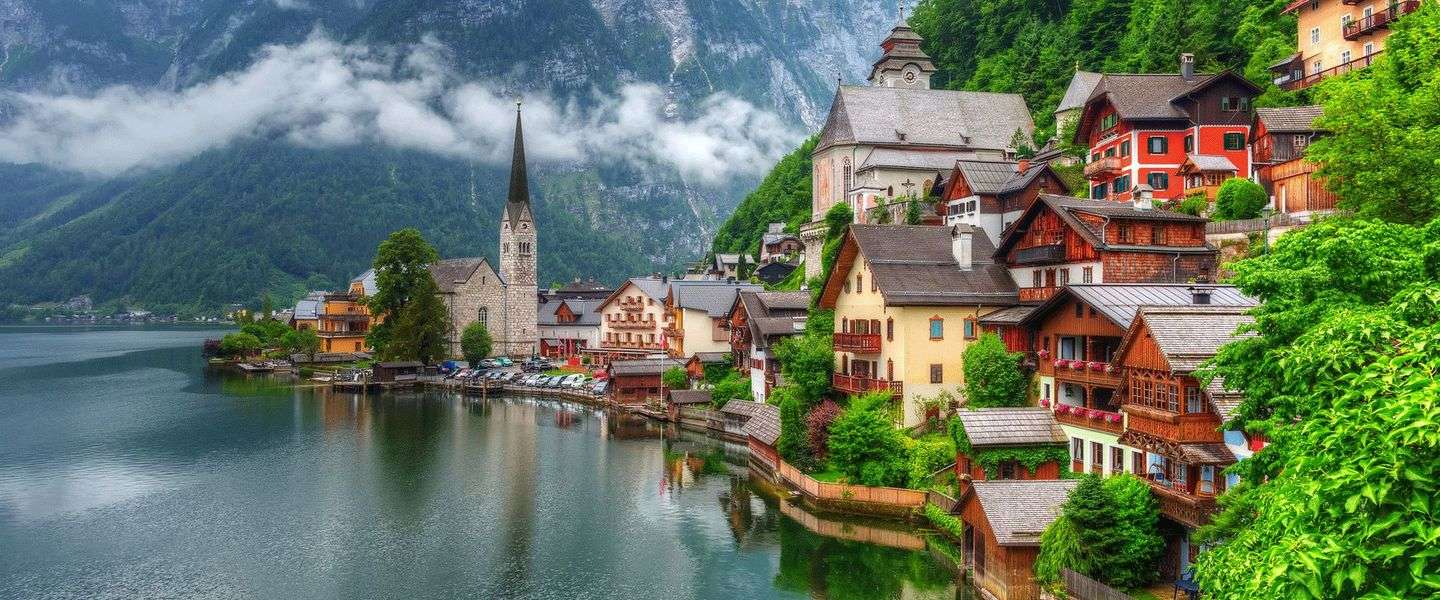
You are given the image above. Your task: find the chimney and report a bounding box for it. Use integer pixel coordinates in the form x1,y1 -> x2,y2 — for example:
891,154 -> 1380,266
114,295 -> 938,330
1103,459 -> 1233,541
1180,53 -> 1196,80
1017,159 -> 1030,175
952,226 -> 973,270
661,274 -> 669,283
1187,285 -> 1215,305
1133,184 -> 1154,211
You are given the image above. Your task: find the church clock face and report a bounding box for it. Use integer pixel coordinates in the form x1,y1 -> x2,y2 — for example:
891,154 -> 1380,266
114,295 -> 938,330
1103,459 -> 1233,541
904,70 -> 917,84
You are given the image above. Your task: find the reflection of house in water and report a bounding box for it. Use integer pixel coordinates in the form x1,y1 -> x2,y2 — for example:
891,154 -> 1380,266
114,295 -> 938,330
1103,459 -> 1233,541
604,411 -> 665,440
718,475 -> 756,543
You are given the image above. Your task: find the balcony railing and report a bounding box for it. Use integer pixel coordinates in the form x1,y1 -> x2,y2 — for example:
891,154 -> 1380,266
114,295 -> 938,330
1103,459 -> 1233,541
833,332 -> 881,353
662,326 -> 684,339
1014,244 -> 1066,265
317,329 -> 368,338
609,319 -> 655,330
1083,156 -> 1124,178
1050,402 -> 1125,435
1144,477 -> 1218,528
1123,406 -> 1226,444
618,300 -> 645,313
1278,50 -> 1383,91
832,373 -> 903,398
1019,286 -> 1060,302
1344,1 -> 1419,40
1049,359 -> 1121,385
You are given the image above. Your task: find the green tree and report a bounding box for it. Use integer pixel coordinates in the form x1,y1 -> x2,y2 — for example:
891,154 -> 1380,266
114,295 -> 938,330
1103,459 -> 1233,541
1062,475 -> 1126,583
827,391 -> 912,487
219,332 -> 262,357
385,275 -> 450,364
907,434 -> 957,488
1035,515 -> 1087,584
904,198 -> 923,225
662,366 -> 689,390
280,328 -> 320,359
773,333 -> 834,405
460,321 -> 493,366
710,372 -> 751,409
260,292 -> 275,319
1308,4 -> 1440,224
367,228 -> 441,355
775,387 -> 814,468
1191,217 -> 1440,598
961,333 -> 1028,407
1099,475 -> 1164,589
240,319 -> 289,348
1212,178 -> 1267,221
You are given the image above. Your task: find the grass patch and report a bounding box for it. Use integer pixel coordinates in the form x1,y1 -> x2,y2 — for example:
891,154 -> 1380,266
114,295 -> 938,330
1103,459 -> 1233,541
923,502 -> 965,540
809,468 -> 847,483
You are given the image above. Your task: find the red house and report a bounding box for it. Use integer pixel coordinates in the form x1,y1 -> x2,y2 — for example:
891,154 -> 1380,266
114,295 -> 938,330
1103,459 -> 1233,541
953,408 -> 1068,495
1074,54 -> 1260,203
606,358 -> 682,406
994,194 -> 1218,303
938,158 -> 1071,246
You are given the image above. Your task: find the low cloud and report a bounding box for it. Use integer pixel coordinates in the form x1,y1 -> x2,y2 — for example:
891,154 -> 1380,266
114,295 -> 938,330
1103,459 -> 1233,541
0,33 -> 800,183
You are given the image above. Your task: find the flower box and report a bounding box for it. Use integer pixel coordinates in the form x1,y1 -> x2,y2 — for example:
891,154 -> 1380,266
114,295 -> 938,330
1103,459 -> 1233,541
1087,409 -> 1103,419
1038,349 -> 1050,358
1053,359 -> 1066,368
1088,361 -> 1104,371
1055,404 -> 1070,415
1039,398 -> 1050,408
1104,364 -> 1116,374
1105,413 -> 1122,424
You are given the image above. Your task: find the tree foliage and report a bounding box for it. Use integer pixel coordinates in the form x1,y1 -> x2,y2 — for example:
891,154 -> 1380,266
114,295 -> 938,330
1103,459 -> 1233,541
218,332 -> 262,357
805,400 -> 842,461
662,366 -> 690,391
280,328 -> 320,358
460,322 -> 493,366
1213,178 -> 1267,221
709,371 -> 751,409
827,391 -> 912,487
961,333 -> 1028,407
1193,217 -> 1440,598
710,136 -> 817,257
367,228 -> 441,355
1307,4 -> 1440,224
386,275 -> 451,364
1046,474 -> 1161,589
773,333 -> 835,406
776,387 -> 814,468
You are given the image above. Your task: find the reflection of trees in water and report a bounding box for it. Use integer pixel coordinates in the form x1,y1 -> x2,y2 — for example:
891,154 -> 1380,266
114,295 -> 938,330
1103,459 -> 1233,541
369,391 -> 450,516
606,410 -> 664,439
772,509 -> 954,600
718,474 -> 758,543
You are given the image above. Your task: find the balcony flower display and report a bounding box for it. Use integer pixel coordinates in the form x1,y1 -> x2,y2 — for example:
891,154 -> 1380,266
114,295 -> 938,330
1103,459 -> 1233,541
1088,409 -> 1103,419
1088,361 -> 1104,372
1037,349 -> 1049,358
1053,359 -> 1066,368
1105,413 -> 1122,424
1071,360 -> 1085,370
1104,364 -> 1116,374
1055,403 -> 1069,415
1039,398 -> 1050,408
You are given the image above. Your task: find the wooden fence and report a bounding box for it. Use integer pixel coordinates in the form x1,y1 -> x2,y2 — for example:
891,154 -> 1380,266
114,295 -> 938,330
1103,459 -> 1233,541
777,461 -> 928,507
778,500 -> 927,551
1204,212 -> 1306,235
1062,568 -> 1131,600
926,489 -> 960,514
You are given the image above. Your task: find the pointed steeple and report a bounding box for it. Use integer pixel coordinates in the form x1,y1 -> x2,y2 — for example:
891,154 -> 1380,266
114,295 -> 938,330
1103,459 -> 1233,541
868,1 -> 935,88
505,101 -> 531,227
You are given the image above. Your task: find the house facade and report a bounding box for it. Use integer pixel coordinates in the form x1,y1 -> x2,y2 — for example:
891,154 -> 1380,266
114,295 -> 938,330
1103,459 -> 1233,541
538,298 -> 601,358
606,357 -> 683,406
1271,0 -> 1422,91
940,158 -> 1071,246
1075,57 -> 1259,204
727,290 -> 809,403
953,408 -> 1068,493
1251,106 -> 1336,216
994,194 -> 1218,304
819,224 -> 1018,427
663,281 -> 762,359
956,480 -> 1078,600
591,277 -> 670,363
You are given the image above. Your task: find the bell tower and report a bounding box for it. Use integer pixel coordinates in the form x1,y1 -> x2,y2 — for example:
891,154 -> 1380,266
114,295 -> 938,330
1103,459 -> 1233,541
498,102 -> 538,356
867,4 -> 937,89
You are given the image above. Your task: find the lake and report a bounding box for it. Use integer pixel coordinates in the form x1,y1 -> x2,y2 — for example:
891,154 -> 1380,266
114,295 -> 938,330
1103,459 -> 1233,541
0,326 -> 971,599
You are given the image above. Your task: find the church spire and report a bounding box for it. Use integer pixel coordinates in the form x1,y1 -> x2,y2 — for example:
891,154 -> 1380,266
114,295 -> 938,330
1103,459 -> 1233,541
507,101 -> 530,207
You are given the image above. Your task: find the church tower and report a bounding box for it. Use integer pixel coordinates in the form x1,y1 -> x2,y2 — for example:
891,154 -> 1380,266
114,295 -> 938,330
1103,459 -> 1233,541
867,5 -> 937,89
498,103 -> 538,356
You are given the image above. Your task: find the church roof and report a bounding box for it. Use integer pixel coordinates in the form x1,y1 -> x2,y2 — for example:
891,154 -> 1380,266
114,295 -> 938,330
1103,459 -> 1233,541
816,86 -> 1034,154
1056,71 -> 1103,114
858,148 -> 968,173
504,106 -> 532,228
428,258 -> 492,293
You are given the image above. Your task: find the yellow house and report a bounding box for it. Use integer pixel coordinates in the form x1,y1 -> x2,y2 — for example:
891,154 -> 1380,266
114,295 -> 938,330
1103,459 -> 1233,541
663,280 -> 762,358
290,274 -> 377,354
818,224 -> 1019,427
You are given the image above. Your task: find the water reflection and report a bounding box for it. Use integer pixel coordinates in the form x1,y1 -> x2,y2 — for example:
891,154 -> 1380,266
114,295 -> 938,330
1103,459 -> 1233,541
0,327 -> 969,599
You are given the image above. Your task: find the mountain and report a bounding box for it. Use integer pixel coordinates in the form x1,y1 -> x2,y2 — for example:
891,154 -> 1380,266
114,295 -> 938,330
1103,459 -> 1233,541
0,0 -> 897,312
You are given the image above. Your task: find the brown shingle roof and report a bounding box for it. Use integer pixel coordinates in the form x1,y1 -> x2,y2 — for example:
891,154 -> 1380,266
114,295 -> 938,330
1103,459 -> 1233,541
1121,306 -> 1256,373
668,390 -> 712,405
1179,443 -> 1236,465
1088,73 -> 1216,121
743,402 -> 781,446
969,480 -> 1079,546
957,408 -> 1066,448
428,258 -> 490,293
1255,106 -> 1324,133
978,304 -> 1038,325
608,358 -> 683,376
721,400 -> 760,418
848,224 -> 1019,306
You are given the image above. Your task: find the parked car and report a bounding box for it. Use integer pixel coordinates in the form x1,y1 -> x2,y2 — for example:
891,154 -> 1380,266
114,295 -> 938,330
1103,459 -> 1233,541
590,380 -> 608,395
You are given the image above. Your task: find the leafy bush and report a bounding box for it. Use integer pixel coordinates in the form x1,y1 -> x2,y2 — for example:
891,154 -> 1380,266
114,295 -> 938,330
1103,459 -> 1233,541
961,333 -> 1028,407
662,367 -> 689,390
240,319 -> 289,347
775,387 -> 813,468
1035,515 -> 1086,584
907,434 -> 957,488
219,332 -> 262,357
804,400 -> 842,461
827,392 -> 911,487
280,328 -> 320,358
1174,194 -> 1209,216
924,502 -> 966,540
709,371 -> 751,409
773,333 -> 833,405
1212,178 -> 1267,221
460,322 -> 492,366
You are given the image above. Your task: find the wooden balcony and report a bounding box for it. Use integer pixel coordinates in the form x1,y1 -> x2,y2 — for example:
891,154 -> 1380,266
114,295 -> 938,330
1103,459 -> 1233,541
1052,404 -> 1125,435
1014,244 -> 1066,265
1123,405 -> 1225,444
618,300 -> 645,312
1019,286 -> 1060,302
1083,156 -> 1124,178
1278,50 -> 1383,91
609,319 -> 655,330
661,326 -> 683,340
1344,1 -> 1419,40
834,332 -> 881,353
317,329 -> 368,338
832,373 -> 903,398
1145,478 -> 1218,528
1050,361 -> 1121,387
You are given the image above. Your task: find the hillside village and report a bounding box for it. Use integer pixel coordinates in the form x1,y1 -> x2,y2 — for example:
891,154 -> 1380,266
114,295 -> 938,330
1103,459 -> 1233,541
203,3 -> 1440,599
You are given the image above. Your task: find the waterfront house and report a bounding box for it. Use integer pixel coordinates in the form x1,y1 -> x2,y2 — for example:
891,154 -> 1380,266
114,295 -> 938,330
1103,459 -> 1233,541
719,400 -> 760,442
726,290 -> 809,403
538,298 -> 602,359
819,224 -> 1019,427
1112,304 -> 1257,580
605,357 -> 683,406
743,402 -> 781,471
591,277 -> 671,364
666,389 -> 713,429
663,281 -> 763,359
939,158 -> 1071,246
1014,284 -> 1256,476
1251,106 -> 1335,216
289,293 -> 322,332
800,11 -> 1035,278
1270,0 -> 1420,91
373,361 -> 422,383
953,408 -> 1067,496
1074,56 -> 1259,203
994,193 -> 1217,304
956,480 -> 1079,600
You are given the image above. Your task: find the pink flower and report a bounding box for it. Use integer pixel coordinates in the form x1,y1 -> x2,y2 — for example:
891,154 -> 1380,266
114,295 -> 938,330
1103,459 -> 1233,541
1053,359 -> 1065,368
1088,409 -> 1103,419
1105,364 -> 1116,374
1089,361 -> 1103,371
1038,349 -> 1050,358
1106,414 -> 1122,424
1039,398 -> 1050,408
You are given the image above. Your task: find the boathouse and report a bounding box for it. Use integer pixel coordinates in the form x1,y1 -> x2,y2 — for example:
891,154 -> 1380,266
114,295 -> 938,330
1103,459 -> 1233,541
373,361 -> 422,384
743,402 -> 781,471
957,479 -> 1078,600
606,357 -> 681,406
666,389 -> 713,428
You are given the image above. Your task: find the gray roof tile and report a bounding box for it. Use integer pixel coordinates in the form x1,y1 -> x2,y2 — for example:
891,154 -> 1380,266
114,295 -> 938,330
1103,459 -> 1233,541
955,159 -> 1021,195
818,86 -> 1035,153
668,390 -> 712,405
850,224 -> 1019,306
957,408 -> 1066,447
860,149 -> 970,172
970,480 -> 1079,546
1057,71 -> 1104,113
428,258 -> 490,293
743,402 -> 781,446
1029,284 -> 1257,330
672,281 -> 764,317
1127,306 -> 1256,373
1255,106 -> 1324,133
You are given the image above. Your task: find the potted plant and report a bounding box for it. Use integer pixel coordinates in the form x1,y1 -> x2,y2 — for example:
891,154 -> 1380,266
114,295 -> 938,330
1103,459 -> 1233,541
1088,361 -> 1103,371
1039,398 -> 1050,408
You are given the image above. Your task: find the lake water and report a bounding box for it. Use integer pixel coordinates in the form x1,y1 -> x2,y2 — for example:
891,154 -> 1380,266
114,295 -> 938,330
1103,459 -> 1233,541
0,326 -> 970,599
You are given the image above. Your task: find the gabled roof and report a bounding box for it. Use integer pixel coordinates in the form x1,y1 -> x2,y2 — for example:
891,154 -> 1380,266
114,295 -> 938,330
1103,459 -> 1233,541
817,86 -> 1034,153
860,148 -> 969,173
1116,305 -> 1256,373
957,408 -> 1066,448
608,358 -> 683,376
292,297 -> 321,320
819,224 -> 1019,307
721,400 -> 760,418
595,277 -> 670,312
967,480 -> 1079,546
670,281 -> 763,317
1056,70 -> 1103,114
667,390 -> 712,405
742,402 -> 781,446
1019,284 -> 1257,330
954,159 -> 1022,195
1074,71 -> 1261,142
538,298 -> 602,326
995,194 -> 1211,257
352,269 -> 378,296
1254,105 -> 1325,134
1179,154 -> 1238,174
428,258 -> 492,293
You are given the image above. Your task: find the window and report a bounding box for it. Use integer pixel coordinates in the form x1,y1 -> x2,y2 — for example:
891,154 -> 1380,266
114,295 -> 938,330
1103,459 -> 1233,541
1150,226 -> 1164,245
1082,266 -> 1094,283
1199,465 -> 1216,494
1032,270 -> 1042,288
1147,136 -> 1168,154
842,157 -> 853,192
1072,437 -> 1084,465
886,318 -> 894,341
1112,175 -> 1130,194
1292,135 -> 1309,152
1309,27 -> 1319,45
478,307 -> 488,326
1221,97 -> 1248,112
1174,462 -> 1188,485
1044,382 -> 1052,401
1091,183 -> 1106,199
1074,302 -> 1084,318
1147,172 -> 1169,190
1340,13 -> 1351,28
844,280 -> 851,293
1365,42 -> 1375,57
1186,386 -> 1205,414
1100,113 -> 1118,130
1058,336 -> 1079,360
1340,50 -> 1351,65
856,273 -> 863,293
1090,152 -> 1101,163
1184,134 -> 1194,153
1104,147 -> 1116,158
1058,269 -> 1070,286
1118,224 -> 1131,242
871,276 -> 877,293
929,317 -> 944,340
999,461 -> 1018,480
1119,140 -> 1131,157
930,364 -> 943,384
1313,59 -> 1323,74
1224,132 -> 1246,151
1133,451 -> 1145,475
1091,442 -> 1105,474
963,318 -> 978,339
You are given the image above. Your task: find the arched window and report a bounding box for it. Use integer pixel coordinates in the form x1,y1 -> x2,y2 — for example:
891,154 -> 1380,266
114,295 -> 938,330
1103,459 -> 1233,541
842,157 -> 853,193
478,307 -> 488,326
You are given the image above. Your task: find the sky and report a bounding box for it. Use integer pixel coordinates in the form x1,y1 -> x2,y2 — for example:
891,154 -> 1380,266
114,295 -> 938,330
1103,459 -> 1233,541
0,33 -> 801,184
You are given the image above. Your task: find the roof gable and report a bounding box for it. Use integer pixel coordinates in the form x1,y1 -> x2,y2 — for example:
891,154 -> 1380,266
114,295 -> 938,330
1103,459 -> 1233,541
995,194 -> 1209,256
817,86 -> 1034,153
819,224 -> 1018,308
965,480 -> 1079,546
1114,305 -> 1256,373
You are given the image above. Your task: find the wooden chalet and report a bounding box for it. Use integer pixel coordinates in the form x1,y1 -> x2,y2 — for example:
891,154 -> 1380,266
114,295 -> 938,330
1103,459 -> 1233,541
726,290 -> 809,403
606,358 -> 683,406
994,194 -> 1217,303
956,480 -> 1079,600
742,402 -> 781,471
666,389 -> 713,428
1176,154 -> 1238,203
373,361 -> 422,383
1113,304 -> 1255,579
685,351 -> 730,380
1251,106 -> 1335,216
938,158 -> 1071,246
953,408 -> 1067,495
